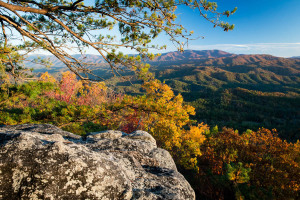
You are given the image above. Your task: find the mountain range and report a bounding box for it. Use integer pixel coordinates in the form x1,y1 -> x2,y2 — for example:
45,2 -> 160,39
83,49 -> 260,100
26,50 -> 300,71
25,50 -> 300,96
25,50 -> 300,141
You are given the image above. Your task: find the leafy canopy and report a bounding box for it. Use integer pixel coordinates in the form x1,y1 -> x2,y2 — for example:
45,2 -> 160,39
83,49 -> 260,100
1,72 -> 299,199
0,0 -> 236,81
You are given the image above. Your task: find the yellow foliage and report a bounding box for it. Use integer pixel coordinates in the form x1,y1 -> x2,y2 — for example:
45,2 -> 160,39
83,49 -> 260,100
112,79 -> 208,172
185,123 -> 208,144
179,123 -> 209,171
39,72 -> 56,83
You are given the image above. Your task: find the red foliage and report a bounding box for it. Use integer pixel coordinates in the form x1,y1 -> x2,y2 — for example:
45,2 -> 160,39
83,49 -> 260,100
120,109 -> 143,133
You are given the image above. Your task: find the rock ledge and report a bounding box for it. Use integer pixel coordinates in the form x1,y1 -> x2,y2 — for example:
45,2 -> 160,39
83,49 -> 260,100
0,124 -> 195,200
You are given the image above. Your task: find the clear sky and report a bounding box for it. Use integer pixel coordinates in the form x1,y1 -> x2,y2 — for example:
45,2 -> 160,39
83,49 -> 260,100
165,0 -> 300,57
39,0 -> 300,57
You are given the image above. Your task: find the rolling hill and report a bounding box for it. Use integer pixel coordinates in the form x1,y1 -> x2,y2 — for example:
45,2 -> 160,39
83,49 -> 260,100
25,50 -> 300,141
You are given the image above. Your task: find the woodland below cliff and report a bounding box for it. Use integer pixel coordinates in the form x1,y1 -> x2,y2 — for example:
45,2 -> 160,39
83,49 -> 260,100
1,50 -> 299,199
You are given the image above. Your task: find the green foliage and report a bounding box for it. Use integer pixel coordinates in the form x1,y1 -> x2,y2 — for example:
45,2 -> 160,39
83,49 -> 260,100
0,43 -> 34,82
226,162 -> 251,184
0,0 -> 236,81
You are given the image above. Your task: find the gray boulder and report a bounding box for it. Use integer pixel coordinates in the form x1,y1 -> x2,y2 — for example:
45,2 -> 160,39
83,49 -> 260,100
0,124 -> 195,200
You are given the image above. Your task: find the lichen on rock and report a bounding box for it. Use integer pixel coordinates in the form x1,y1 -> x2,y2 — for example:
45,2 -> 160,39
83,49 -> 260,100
0,124 -> 195,200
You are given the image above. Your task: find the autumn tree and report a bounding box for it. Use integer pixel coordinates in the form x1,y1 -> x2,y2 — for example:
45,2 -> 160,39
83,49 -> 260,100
0,0 -> 236,81
192,128 -> 300,199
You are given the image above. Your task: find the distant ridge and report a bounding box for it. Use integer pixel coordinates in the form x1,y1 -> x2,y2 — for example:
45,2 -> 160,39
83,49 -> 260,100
25,50 -> 300,76
143,51 -> 300,78
25,54 -> 106,69
150,50 -> 233,62
290,56 -> 300,59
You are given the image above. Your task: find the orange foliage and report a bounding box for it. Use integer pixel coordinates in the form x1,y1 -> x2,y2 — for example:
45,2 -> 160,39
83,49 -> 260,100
196,128 -> 300,199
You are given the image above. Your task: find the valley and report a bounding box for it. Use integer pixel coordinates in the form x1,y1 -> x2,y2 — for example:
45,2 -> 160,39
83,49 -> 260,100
27,50 -> 300,141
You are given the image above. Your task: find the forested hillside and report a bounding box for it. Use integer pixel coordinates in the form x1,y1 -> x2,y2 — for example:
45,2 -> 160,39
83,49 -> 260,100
29,50 -> 299,141
148,51 -> 300,141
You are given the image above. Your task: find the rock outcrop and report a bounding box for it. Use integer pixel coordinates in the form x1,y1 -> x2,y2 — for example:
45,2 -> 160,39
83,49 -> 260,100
0,124 -> 195,200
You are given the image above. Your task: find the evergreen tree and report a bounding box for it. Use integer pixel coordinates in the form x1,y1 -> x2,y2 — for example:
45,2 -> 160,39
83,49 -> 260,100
0,0 -> 236,81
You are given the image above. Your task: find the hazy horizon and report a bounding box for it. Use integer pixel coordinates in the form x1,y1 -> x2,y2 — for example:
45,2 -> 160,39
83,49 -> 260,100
28,48 -> 300,58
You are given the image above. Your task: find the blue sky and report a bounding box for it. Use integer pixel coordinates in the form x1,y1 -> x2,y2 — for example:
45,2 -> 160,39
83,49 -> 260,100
166,0 -> 300,57
35,0 -> 300,57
